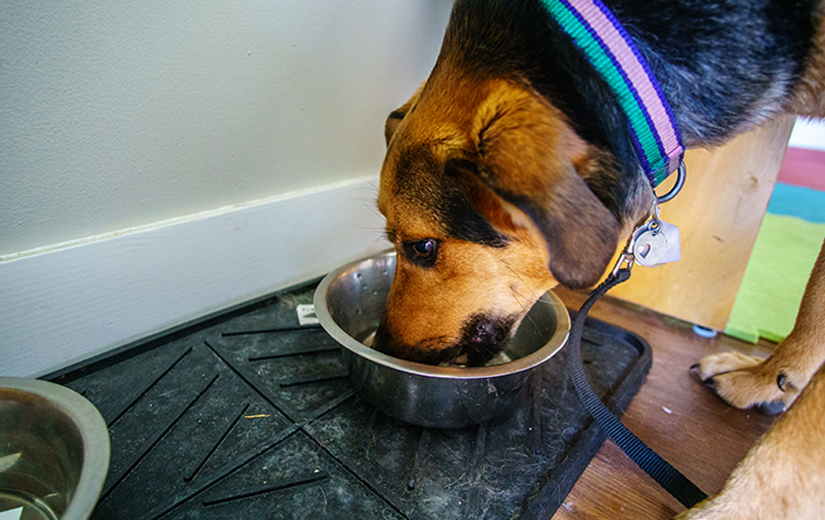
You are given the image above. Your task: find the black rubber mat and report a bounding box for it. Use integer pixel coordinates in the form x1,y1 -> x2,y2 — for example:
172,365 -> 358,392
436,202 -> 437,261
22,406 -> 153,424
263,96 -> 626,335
46,279 -> 651,520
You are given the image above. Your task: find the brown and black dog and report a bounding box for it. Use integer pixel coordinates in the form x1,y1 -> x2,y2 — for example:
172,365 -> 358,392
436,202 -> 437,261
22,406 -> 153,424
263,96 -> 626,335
373,0 -> 825,517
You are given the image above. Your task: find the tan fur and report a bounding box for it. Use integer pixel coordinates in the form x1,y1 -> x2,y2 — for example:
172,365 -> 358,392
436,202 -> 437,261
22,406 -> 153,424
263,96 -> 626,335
379,230 -> 557,360
676,363 -> 825,520
684,240 -> 825,518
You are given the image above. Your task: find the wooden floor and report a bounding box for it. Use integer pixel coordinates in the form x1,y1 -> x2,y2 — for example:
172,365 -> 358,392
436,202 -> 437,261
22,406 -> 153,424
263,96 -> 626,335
550,286 -> 777,520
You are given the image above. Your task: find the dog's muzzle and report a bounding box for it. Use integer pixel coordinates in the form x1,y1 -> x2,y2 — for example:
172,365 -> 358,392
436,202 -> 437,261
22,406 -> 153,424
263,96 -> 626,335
372,314 -> 516,367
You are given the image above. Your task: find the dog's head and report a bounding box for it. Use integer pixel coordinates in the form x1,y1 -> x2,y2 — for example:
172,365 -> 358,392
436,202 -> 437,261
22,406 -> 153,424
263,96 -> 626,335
373,73 -> 653,365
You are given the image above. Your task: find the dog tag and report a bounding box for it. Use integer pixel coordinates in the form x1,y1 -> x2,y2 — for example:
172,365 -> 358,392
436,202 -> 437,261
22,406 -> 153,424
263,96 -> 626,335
633,226 -> 667,266
657,219 -> 681,265
632,218 -> 681,267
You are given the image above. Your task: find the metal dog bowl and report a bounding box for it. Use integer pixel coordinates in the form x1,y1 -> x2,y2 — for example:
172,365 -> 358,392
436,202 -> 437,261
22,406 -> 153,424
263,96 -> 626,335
0,377 -> 110,520
313,251 -> 570,428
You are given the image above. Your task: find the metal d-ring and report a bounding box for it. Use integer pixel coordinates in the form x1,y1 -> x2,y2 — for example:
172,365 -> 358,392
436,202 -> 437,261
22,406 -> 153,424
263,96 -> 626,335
656,162 -> 686,204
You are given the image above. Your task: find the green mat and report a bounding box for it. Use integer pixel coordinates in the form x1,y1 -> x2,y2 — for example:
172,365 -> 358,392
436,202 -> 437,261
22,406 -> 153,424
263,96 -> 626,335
725,213 -> 825,343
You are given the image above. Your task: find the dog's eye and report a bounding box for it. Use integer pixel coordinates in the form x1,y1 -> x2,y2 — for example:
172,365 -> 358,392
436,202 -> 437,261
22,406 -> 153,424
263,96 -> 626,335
412,239 -> 435,258
403,239 -> 439,268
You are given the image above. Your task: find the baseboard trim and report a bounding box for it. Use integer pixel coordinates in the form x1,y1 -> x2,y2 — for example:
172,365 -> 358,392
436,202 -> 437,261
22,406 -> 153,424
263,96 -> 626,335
1,176 -> 388,377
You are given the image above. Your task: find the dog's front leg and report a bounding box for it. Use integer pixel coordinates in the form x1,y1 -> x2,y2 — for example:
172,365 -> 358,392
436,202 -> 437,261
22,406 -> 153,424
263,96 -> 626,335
693,238 -> 825,413
675,359 -> 825,520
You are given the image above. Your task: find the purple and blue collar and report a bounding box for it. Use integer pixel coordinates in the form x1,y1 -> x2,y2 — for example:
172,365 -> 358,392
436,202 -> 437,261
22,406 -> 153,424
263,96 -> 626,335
541,0 -> 685,196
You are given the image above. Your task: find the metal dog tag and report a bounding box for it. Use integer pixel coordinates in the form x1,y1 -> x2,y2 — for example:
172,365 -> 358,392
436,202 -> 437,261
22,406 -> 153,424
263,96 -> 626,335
633,226 -> 667,266
632,218 -> 681,268
657,219 -> 681,265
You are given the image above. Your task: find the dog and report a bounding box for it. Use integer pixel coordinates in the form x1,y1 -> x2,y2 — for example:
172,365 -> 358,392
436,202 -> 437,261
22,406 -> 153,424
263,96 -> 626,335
372,0 -> 825,517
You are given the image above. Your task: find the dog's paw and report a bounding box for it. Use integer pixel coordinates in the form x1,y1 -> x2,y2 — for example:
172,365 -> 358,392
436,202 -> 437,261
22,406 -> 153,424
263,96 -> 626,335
693,351 -> 762,380
691,352 -> 802,414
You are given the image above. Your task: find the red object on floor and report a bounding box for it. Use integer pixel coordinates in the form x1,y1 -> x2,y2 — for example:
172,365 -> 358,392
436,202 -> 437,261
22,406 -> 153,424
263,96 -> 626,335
777,147 -> 825,191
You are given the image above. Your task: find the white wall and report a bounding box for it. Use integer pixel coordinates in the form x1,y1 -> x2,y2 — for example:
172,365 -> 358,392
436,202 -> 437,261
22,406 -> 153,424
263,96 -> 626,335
0,1 -> 454,376
789,117 -> 825,151
0,1 -> 452,254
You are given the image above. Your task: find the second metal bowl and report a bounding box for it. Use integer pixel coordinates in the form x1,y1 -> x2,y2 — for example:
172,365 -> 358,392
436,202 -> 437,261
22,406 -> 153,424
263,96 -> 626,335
313,251 -> 570,428
0,377 -> 110,520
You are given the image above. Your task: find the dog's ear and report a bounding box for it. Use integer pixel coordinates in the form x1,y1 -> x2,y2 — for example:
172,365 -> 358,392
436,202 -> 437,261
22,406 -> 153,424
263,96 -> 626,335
464,90 -> 621,288
448,155 -> 619,288
385,89 -> 422,146
511,168 -> 621,289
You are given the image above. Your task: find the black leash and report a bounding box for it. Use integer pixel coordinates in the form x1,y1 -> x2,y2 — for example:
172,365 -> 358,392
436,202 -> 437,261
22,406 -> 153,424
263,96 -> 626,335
567,267 -> 708,509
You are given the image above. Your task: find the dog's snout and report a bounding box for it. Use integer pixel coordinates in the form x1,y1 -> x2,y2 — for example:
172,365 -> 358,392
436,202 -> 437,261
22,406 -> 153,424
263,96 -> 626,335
371,318 -> 461,366
371,312 -> 517,367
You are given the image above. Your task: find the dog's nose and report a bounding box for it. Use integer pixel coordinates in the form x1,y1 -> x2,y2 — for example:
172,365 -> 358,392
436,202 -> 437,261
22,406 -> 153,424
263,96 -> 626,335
469,320 -> 498,344
460,315 -> 512,366
463,316 -> 509,346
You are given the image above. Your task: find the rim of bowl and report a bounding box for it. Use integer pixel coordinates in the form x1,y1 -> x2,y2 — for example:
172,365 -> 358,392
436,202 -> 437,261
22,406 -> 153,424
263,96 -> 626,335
313,251 -> 571,380
0,376 -> 111,520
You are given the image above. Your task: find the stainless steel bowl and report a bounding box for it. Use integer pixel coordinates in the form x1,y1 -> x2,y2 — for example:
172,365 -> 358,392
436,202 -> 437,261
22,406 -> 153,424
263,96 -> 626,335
0,377 -> 110,520
313,251 -> 570,428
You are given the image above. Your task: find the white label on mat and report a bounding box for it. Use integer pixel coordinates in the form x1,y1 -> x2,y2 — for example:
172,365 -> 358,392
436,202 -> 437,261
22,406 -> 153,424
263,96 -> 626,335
297,304 -> 319,326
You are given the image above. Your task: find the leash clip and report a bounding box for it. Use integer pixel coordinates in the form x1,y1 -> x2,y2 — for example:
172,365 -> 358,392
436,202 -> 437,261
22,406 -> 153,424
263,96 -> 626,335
611,236 -> 637,277
611,202 -> 660,276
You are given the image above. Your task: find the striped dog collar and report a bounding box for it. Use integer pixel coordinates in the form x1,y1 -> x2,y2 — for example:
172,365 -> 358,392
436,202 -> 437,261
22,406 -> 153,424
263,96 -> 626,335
541,0 -> 684,188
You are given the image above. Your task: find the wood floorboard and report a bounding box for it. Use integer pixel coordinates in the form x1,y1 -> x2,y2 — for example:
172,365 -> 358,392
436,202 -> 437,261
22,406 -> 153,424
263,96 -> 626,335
551,286 -> 777,519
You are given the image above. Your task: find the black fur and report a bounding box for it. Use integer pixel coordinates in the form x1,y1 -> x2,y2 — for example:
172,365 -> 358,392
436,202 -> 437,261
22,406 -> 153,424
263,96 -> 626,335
437,0 -> 817,220
392,143 -> 511,247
